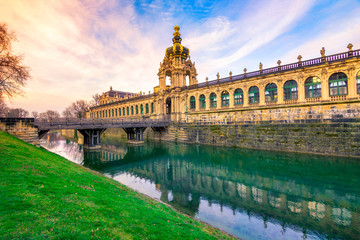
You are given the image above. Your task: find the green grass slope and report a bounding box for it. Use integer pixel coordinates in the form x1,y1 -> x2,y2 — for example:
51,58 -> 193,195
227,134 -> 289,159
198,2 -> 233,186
0,132 -> 235,240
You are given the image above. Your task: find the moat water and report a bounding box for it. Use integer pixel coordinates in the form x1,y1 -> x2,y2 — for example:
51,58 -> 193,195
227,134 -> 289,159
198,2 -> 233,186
40,131 -> 360,240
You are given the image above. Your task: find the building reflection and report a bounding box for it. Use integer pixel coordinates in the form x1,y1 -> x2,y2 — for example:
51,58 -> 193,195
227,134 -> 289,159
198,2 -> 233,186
82,141 -> 359,239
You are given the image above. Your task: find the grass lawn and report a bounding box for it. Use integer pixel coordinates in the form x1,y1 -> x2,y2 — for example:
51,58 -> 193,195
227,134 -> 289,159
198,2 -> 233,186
0,131 -> 235,239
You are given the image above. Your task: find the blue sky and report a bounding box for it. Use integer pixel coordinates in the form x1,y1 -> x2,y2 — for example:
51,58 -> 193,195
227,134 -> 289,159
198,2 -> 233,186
0,0 -> 359,112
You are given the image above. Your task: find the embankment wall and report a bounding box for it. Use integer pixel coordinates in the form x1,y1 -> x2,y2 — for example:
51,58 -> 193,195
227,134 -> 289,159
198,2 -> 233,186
144,102 -> 360,157
0,118 -> 39,145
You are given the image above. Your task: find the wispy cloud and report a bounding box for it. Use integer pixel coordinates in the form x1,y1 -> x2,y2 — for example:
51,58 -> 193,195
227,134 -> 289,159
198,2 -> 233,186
186,0 -> 316,80
0,0 -> 358,112
1,0 -> 163,112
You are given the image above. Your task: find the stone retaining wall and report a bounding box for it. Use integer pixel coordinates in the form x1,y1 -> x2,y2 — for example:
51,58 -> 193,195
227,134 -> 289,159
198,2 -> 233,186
144,120 -> 360,158
141,101 -> 360,157
0,119 -> 39,146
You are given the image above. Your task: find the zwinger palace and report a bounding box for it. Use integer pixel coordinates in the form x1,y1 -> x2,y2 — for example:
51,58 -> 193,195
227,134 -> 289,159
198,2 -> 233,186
88,26 -> 360,125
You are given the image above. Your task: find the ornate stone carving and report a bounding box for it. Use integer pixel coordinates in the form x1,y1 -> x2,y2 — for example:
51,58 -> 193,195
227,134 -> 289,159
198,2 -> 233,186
347,65 -> 355,75
297,72 -> 304,80
320,47 -> 325,57
321,68 -> 327,76
158,26 -> 197,90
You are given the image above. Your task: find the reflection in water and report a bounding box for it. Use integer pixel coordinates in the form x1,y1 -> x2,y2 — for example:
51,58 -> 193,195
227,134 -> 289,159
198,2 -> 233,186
40,132 -> 83,164
41,132 -> 360,240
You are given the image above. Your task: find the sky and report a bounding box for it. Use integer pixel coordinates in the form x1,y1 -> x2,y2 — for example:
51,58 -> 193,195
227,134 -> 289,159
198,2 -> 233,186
1,0 -> 360,113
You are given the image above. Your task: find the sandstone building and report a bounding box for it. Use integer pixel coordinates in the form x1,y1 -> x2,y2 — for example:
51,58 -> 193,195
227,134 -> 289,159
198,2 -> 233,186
88,26 -> 360,157
89,26 -> 360,123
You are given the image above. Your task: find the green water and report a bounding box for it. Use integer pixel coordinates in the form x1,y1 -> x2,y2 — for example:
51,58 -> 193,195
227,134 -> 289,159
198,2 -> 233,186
41,132 -> 360,240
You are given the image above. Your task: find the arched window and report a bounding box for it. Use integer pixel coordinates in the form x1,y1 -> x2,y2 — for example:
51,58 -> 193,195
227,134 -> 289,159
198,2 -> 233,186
119,108 -> 121,116
356,70 -> 360,94
140,104 -> 144,114
329,72 -> 347,96
127,107 -> 129,115
305,76 -> 321,98
151,102 -> 154,113
265,83 -> 277,102
234,88 -> 243,105
249,86 -> 259,103
199,94 -> 206,109
221,91 -> 229,106
284,80 -> 298,100
123,107 -> 125,116
131,106 -> 134,115
210,93 -> 217,108
115,109 -> 117,117
135,105 -> 138,115
190,96 -> 196,109
105,110 -> 108,118
97,112 -> 99,118
146,103 -> 149,114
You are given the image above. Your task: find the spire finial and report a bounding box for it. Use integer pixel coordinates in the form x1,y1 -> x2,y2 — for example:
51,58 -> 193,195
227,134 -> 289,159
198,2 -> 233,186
172,25 -> 181,44
173,26 -> 181,37
174,25 -> 180,33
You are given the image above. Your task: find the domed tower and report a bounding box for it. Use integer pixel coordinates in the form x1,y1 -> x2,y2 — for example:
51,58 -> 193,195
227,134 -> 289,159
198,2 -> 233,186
158,26 -> 198,91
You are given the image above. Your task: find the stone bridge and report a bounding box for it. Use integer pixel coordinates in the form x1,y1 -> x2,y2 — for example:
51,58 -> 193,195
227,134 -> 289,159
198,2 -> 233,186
0,118 -> 170,149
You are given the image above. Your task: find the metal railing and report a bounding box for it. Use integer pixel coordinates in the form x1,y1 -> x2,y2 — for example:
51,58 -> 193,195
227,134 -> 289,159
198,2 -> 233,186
34,117 -> 170,129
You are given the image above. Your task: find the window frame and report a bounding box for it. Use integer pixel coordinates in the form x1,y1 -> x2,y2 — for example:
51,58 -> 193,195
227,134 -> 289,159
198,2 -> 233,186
356,70 -> 360,94
199,94 -> 206,109
190,96 -> 196,110
221,91 -> 229,107
249,86 -> 259,104
234,88 -> 243,105
305,76 -> 321,98
265,83 -> 278,102
329,72 -> 348,96
210,93 -> 217,108
284,80 -> 298,100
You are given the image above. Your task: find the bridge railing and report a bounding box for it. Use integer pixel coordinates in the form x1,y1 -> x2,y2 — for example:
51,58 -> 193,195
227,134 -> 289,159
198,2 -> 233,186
34,117 -> 171,128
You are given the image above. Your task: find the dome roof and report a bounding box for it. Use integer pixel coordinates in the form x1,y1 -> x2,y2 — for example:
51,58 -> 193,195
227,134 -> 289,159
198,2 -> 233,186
165,26 -> 190,59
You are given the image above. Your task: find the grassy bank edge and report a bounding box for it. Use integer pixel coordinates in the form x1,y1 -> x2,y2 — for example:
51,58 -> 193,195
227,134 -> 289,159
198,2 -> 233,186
0,131 -> 237,239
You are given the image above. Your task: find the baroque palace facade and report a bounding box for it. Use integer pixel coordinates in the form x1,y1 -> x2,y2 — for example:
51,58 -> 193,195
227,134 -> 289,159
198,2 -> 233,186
88,26 -> 360,125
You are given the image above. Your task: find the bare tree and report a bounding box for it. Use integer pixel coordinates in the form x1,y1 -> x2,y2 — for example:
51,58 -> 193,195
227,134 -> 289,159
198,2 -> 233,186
0,99 -> 8,117
39,110 -> 60,120
31,111 -> 38,119
91,93 -> 100,106
63,100 -> 89,118
0,23 -> 31,100
62,106 -> 74,118
7,108 -> 29,117
73,100 -> 89,118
